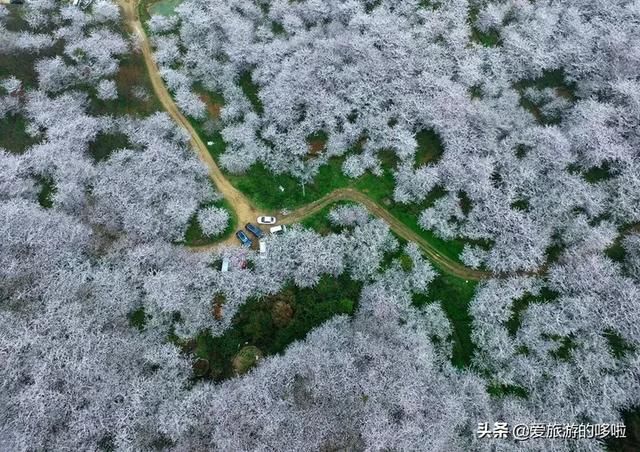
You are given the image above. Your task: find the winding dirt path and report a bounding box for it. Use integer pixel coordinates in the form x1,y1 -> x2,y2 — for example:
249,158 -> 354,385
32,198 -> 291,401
119,0 -> 490,280
119,0 -> 261,247
281,188 -> 490,280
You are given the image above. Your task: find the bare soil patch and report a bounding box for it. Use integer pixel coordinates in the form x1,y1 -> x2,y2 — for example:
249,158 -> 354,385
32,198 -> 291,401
199,93 -> 222,119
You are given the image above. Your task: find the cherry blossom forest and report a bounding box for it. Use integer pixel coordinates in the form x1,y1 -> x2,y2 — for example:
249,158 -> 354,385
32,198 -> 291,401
1,0 -> 639,450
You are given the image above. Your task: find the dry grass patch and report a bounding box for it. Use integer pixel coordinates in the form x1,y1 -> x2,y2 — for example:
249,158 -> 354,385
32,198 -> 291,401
232,345 -> 263,375
198,92 -> 222,119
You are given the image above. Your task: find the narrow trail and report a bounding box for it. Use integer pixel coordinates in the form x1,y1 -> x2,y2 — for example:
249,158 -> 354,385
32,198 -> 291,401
120,0 -> 490,281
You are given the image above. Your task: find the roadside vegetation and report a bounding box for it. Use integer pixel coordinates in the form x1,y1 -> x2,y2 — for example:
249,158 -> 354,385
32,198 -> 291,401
299,200 -> 352,235
182,198 -> 237,246
188,88 -> 474,264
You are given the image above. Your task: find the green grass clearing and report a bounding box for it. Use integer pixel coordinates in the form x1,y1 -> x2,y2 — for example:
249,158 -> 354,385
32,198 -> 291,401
88,132 -> 132,162
511,198 -> 530,211
583,162 -> 615,184
36,176 -> 56,209
0,8 -> 63,89
182,274 -> 362,381
418,0 -> 441,10
607,407 -> 640,452
271,21 -> 285,35
603,329 -> 636,360
606,240 -> 626,264
231,345 -> 263,376
487,383 -> 528,399
605,223 -> 640,267
413,273 -> 478,368
506,287 -> 559,336
0,114 -> 39,154
128,307 -> 148,331
414,129 -> 444,167
148,0 -> 183,17
87,52 -> 162,117
238,70 -> 263,115
299,200 -> 355,235
547,334 -> 577,361
468,85 -> 483,99
514,69 -> 577,125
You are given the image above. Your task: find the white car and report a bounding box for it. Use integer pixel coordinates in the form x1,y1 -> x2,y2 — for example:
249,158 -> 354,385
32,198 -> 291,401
270,225 -> 287,235
257,216 -> 277,225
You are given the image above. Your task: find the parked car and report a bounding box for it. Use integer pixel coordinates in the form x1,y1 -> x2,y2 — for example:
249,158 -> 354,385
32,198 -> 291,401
221,258 -> 230,272
259,240 -> 267,255
245,223 -> 265,239
235,230 -> 252,248
257,216 -> 277,225
270,225 -> 287,235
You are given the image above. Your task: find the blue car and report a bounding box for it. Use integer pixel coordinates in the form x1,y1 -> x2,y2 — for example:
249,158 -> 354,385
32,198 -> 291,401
236,230 -> 252,248
245,223 -> 264,239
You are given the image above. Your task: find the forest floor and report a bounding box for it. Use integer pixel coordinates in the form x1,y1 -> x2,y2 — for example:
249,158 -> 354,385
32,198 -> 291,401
118,0 -> 491,280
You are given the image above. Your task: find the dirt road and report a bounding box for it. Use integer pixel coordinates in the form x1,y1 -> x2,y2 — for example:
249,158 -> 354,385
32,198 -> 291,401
119,0 -> 490,280
193,185 -> 491,280
119,0 -> 262,247
281,188 -> 491,280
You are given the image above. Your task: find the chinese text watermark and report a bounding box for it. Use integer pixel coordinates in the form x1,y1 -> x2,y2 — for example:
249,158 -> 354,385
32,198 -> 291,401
477,422 -> 626,441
